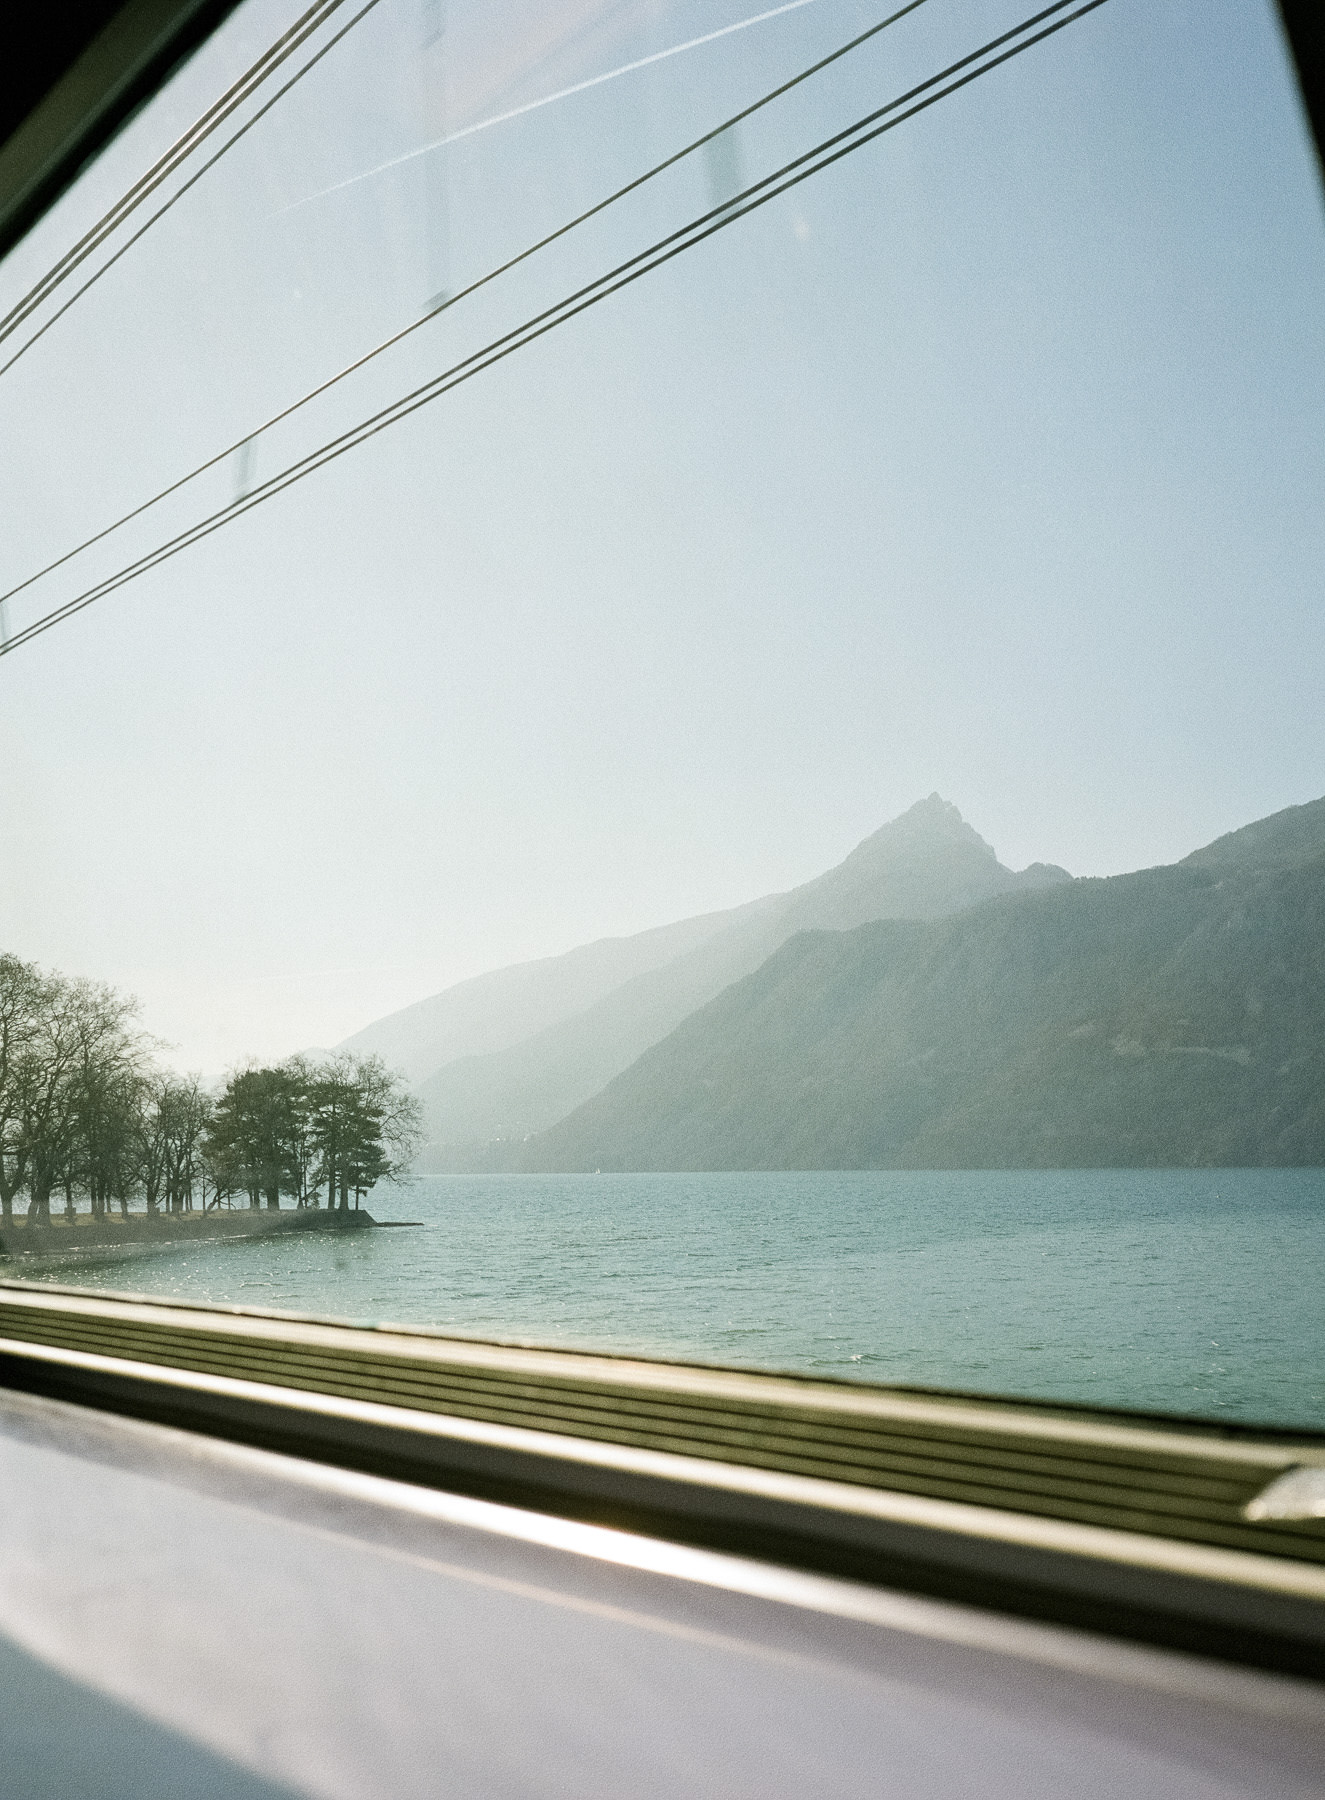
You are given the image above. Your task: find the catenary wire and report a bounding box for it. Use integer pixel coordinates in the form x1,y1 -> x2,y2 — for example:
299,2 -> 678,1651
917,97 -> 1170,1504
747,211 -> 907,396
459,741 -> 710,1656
0,0 -> 1105,656
0,0 -> 1109,660
0,0 -> 352,344
0,0 -> 935,616
0,0 -> 387,378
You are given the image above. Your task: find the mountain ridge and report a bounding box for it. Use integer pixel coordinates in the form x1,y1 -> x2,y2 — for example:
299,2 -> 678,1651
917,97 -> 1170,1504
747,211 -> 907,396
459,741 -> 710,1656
337,897 -> 775,1086
387,796 -> 1068,1163
495,795 -> 1325,1172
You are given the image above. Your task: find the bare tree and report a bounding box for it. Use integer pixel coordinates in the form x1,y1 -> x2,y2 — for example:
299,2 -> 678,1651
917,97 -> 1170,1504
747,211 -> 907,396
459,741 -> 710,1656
19,976 -> 94,1226
0,958 -> 419,1231
132,1073 -> 172,1217
160,1077 -> 212,1213
0,955 -> 50,1227
69,994 -> 149,1219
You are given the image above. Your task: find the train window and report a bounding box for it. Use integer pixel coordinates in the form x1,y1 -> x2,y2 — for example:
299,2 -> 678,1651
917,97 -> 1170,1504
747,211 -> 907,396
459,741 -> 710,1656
1,0 -> 1323,1433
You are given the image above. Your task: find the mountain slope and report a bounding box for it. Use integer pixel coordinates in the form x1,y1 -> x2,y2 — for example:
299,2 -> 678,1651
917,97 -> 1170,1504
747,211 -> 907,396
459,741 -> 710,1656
506,797 -> 1325,1171
1181,794 -> 1325,875
337,901 -> 767,1085
410,797 -> 1067,1161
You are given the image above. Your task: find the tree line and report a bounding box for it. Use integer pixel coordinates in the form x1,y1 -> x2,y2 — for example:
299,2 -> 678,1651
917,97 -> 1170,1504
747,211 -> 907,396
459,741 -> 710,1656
0,954 -> 420,1227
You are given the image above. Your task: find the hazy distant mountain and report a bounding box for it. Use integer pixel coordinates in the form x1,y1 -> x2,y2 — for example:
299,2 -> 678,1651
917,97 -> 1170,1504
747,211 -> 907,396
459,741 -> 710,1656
341,796 -> 1068,1163
504,796 -> 1325,1171
337,902 -> 768,1085
767,795 -> 1069,935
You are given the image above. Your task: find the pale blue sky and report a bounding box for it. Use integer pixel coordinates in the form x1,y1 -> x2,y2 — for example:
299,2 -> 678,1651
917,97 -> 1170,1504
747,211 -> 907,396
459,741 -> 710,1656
0,0 -> 1321,1071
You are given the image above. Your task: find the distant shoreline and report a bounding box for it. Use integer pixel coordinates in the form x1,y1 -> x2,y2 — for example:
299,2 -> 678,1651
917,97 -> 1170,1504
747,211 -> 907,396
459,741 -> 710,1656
0,1208 -> 381,1260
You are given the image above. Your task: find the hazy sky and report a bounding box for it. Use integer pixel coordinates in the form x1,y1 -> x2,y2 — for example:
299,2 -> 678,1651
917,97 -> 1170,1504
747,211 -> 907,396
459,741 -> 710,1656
0,0 -> 1321,1074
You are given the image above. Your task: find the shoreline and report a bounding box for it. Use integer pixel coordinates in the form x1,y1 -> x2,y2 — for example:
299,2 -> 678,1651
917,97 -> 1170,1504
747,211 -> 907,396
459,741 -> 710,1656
0,1208 -> 388,1260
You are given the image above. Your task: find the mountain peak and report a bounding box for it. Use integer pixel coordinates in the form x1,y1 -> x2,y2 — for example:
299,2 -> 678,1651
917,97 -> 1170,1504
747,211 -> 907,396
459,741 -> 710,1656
771,794 -> 1058,938
852,793 -> 998,861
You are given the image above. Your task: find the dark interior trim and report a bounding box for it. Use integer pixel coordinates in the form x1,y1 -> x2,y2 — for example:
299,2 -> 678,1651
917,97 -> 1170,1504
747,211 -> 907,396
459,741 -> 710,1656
0,0 -> 244,264
1278,0 -> 1324,177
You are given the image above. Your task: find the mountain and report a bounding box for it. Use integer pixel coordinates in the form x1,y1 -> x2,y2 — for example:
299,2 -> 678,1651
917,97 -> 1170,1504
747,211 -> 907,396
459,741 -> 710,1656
359,796 -> 1068,1165
503,796 -> 1325,1171
337,902 -> 768,1086
1180,798 -> 1325,875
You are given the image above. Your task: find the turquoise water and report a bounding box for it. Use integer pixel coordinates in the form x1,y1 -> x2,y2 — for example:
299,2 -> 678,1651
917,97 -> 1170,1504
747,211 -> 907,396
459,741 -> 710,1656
15,1169 -> 1325,1429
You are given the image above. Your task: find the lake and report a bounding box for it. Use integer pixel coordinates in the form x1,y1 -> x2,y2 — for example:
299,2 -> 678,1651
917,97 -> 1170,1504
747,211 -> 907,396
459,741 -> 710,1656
12,1168 -> 1325,1430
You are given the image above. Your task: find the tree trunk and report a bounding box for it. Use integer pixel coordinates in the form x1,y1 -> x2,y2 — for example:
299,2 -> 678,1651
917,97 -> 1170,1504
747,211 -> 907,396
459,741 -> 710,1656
0,1154 -> 26,1226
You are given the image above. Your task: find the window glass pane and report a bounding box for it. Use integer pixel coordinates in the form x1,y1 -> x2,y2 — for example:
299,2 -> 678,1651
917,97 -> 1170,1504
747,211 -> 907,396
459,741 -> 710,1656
1,0 -> 1322,1428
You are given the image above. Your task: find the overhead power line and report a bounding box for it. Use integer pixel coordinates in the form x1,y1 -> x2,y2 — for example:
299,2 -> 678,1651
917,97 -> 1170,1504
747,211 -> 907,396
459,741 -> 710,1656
0,0 -> 935,617
0,0 -> 1109,662
0,0 -> 386,377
